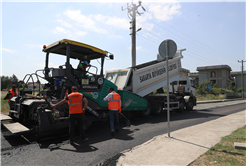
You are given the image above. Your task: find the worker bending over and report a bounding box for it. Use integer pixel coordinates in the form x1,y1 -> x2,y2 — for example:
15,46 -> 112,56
51,86 -> 88,144
104,87 -> 121,136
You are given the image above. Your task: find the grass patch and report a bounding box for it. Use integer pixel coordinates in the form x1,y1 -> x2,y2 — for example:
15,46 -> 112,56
1,91 -> 9,114
190,125 -> 246,166
196,94 -> 225,101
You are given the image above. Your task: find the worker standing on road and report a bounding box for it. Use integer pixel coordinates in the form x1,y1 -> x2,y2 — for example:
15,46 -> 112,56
7,84 -> 18,110
104,87 -> 121,136
50,86 -> 88,144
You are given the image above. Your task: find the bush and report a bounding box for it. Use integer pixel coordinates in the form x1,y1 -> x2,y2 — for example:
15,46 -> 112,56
197,80 -> 217,95
196,81 -> 236,96
236,88 -> 244,93
227,82 -> 236,93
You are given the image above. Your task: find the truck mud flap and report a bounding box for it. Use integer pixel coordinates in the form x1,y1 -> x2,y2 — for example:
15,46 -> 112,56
3,122 -> 30,135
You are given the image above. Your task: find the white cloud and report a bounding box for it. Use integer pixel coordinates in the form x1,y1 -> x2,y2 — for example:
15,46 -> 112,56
64,10 -> 108,34
145,1 -> 181,21
136,46 -> 142,50
1,48 -> 17,53
56,19 -> 72,28
93,14 -> 129,29
51,2 -> 181,39
53,26 -> 71,34
75,30 -> 88,37
52,25 -> 87,37
137,15 -> 154,31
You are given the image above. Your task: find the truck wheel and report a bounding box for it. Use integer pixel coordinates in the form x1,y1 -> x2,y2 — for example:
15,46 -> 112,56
177,100 -> 185,112
142,102 -> 152,117
151,101 -> 163,115
186,99 -> 194,111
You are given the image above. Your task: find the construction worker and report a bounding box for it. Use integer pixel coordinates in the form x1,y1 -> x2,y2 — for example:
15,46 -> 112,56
77,60 -> 91,71
7,84 -> 18,110
50,86 -> 88,144
103,87 -> 121,136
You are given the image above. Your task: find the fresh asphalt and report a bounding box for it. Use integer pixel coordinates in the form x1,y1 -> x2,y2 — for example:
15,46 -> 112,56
1,99 -> 245,166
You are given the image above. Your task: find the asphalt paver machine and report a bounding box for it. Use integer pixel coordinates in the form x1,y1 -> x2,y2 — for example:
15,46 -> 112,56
1,39 -> 116,137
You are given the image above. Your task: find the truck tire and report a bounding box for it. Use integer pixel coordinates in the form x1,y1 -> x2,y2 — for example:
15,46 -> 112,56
186,99 -> 194,111
151,101 -> 163,115
142,102 -> 152,117
177,99 -> 185,112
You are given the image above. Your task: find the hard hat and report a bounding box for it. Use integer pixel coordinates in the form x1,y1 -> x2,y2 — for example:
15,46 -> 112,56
83,61 -> 89,65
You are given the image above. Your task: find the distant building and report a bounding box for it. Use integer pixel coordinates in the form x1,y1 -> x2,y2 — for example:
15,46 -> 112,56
183,65 -> 245,91
231,71 -> 246,91
181,68 -> 190,77
188,72 -> 199,87
196,65 -> 232,88
27,82 -> 44,89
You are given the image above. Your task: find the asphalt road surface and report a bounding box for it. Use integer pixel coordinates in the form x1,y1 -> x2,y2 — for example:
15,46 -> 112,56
1,100 -> 245,166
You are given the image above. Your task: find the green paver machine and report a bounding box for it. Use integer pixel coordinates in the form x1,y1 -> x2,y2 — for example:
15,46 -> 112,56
1,39 -> 147,137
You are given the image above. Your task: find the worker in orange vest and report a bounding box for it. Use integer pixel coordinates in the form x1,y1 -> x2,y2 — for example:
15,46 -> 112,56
103,87 -> 121,136
7,84 -> 18,110
51,86 -> 88,144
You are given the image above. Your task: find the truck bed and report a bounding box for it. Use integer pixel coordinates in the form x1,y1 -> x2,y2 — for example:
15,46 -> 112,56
105,50 -> 185,97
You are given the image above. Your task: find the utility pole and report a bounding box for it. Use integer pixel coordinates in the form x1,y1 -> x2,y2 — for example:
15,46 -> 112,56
122,1 -> 145,67
238,60 -> 246,99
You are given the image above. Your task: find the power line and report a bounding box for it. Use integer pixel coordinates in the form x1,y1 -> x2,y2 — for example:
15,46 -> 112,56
139,25 -> 224,65
137,33 -> 159,43
145,12 -> 235,60
137,21 -> 225,64
138,30 -> 222,65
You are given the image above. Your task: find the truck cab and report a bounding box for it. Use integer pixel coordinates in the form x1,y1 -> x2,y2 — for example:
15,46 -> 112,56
168,77 -> 196,96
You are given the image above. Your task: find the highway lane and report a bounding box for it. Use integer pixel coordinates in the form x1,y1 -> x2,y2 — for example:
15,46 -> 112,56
1,100 -> 245,166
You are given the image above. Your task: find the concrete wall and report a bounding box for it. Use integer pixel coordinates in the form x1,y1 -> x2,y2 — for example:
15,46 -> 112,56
198,71 -> 208,83
198,69 -> 230,88
234,74 -> 246,91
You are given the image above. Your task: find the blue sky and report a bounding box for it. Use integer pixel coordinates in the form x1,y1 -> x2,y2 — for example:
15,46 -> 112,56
1,0 -> 245,84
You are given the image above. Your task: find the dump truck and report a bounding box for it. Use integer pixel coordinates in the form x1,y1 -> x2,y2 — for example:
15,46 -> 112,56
104,49 -> 196,116
1,39 -> 196,137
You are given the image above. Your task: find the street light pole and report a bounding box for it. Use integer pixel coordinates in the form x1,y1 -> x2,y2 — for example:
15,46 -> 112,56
132,7 -> 136,67
238,60 -> 245,99
122,1 -> 145,67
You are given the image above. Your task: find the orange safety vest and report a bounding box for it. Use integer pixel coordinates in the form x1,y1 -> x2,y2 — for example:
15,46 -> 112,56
8,89 -> 18,102
67,92 -> 83,114
108,92 -> 121,113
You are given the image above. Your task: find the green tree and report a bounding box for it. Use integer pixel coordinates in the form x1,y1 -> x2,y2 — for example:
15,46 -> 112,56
10,74 -> 19,85
1,76 -> 11,90
1,74 -> 19,90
